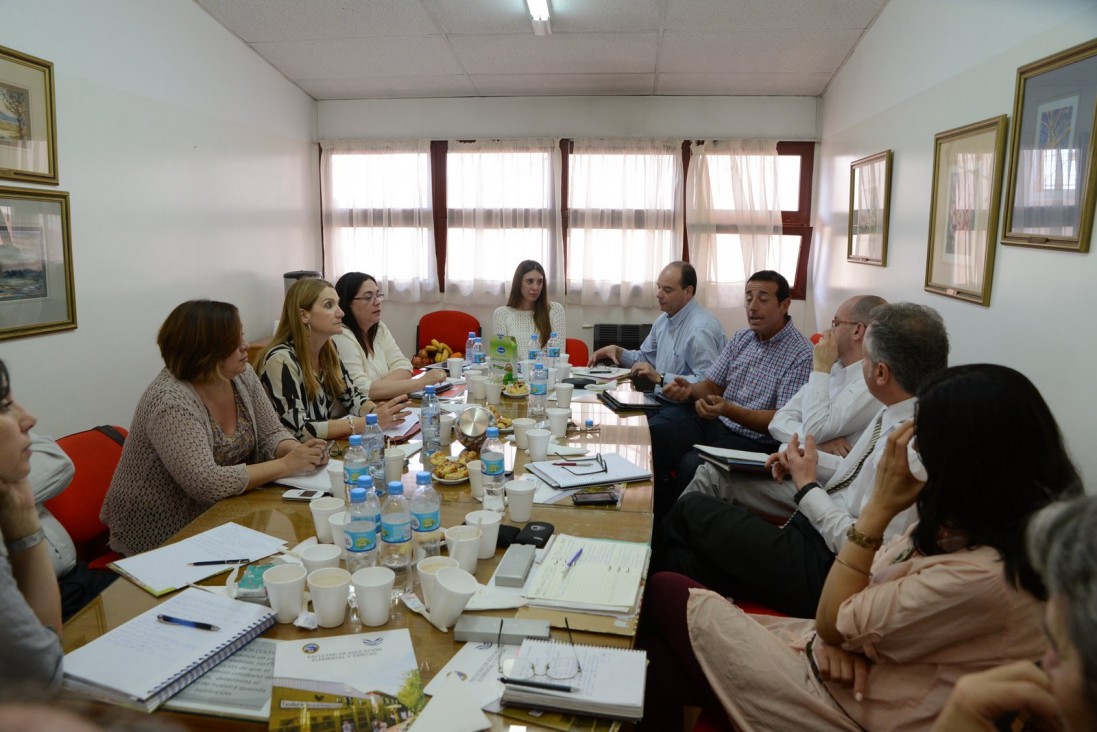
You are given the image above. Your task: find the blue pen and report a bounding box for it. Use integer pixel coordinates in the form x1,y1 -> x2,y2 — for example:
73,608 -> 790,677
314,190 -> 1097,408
564,548 -> 583,572
157,614 -> 220,632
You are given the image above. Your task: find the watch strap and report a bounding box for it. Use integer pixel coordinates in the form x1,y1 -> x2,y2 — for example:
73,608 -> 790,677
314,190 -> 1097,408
793,481 -> 821,505
5,528 -> 46,554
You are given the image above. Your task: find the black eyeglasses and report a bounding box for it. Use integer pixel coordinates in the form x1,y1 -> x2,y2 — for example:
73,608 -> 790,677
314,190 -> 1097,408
498,617 -> 583,681
352,293 -> 385,304
560,453 -> 606,477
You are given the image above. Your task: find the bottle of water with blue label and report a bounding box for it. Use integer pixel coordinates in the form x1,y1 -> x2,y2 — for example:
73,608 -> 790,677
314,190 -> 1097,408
356,475 -> 381,542
527,333 -> 542,365
381,480 -> 413,597
546,331 -> 562,368
362,413 -> 386,494
420,385 -> 441,462
410,470 -> 442,560
342,434 -> 367,500
529,365 -> 548,420
345,483 -> 378,572
465,331 -> 476,363
481,426 -> 506,513
471,337 -> 486,367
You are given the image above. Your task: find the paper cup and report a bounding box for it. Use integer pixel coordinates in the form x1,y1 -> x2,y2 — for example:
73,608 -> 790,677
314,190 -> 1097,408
484,381 -> 503,405
547,408 -> 571,438
468,375 -> 487,400
465,510 -> 502,560
440,413 -> 456,444
429,567 -> 479,630
307,567 -> 351,628
557,362 -> 572,380
263,564 -> 307,623
328,511 -> 350,559
448,357 -> 465,380
554,383 -> 574,409
526,428 -> 551,462
444,525 -> 482,574
384,447 -> 405,483
519,359 -> 536,378
505,480 -> 537,523
467,460 -> 484,498
512,417 -> 536,449
417,556 -> 458,610
309,496 -> 345,543
352,566 -> 395,627
328,463 -> 346,500
547,368 -> 557,391
300,543 -> 342,574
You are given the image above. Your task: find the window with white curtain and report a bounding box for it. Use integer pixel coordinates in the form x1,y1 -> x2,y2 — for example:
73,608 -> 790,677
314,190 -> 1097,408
444,138 -> 562,304
566,139 -> 683,307
320,140 -> 438,302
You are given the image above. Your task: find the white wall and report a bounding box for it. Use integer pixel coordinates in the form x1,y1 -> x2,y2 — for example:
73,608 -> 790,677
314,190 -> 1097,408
318,95 -> 821,350
0,0 -> 319,437
815,0 -> 1097,482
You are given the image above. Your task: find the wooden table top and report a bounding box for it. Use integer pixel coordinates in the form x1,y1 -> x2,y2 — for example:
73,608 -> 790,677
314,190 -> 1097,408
62,384 -> 654,731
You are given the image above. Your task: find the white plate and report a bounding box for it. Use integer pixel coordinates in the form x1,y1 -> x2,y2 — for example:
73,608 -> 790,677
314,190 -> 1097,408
502,391 -> 529,399
432,473 -> 469,485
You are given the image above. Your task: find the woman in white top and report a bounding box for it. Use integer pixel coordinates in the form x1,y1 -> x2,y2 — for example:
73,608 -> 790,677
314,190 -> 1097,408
492,260 -> 566,348
332,272 -> 446,400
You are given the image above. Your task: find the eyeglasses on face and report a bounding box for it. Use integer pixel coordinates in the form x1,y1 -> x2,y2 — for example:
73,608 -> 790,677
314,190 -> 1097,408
497,618 -> 583,681
352,292 -> 385,304
831,318 -> 860,328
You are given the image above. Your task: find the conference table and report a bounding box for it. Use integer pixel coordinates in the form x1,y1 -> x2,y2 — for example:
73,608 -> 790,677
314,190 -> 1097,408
62,382 -> 655,731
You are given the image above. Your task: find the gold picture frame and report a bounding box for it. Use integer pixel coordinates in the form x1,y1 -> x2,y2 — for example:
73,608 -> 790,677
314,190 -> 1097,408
1002,38 -> 1097,252
0,185 -> 76,340
0,45 -> 59,185
847,150 -> 892,266
924,116 -> 1007,307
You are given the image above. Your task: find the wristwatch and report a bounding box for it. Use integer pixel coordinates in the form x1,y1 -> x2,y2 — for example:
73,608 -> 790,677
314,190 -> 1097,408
4,527 -> 45,554
793,481 -> 821,505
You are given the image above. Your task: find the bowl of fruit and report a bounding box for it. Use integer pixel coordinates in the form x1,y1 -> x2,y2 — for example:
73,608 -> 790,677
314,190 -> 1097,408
411,339 -> 461,369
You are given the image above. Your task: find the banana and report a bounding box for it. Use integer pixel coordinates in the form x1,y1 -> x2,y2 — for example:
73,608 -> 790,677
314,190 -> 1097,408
431,338 -> 440,347
425,345 -> 438,354
435,352 -> 445,363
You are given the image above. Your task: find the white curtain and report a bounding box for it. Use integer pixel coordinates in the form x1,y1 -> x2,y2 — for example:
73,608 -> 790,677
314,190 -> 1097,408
686,139 -> 784,308
320,139 -> 439,302
566,138 -> 683,307
443,138 -> 563,305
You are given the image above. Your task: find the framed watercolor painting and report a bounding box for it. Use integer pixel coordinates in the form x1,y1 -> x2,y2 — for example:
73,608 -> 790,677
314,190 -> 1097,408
0,45 -> 58,185
847,150 -> 892,266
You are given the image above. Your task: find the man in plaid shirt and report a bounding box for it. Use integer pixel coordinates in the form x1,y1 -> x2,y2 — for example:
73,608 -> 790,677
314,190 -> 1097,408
650,270 -> 813,519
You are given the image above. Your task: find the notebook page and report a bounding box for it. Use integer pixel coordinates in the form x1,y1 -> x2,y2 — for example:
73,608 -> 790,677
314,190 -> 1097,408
525,534 -> 648,611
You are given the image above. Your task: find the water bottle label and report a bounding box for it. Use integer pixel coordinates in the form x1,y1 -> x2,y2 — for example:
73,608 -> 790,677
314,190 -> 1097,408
411,510 -> 441,532
382,518 -> 412,543
473,354 -> 486,364
547,347 -> 561,359
345,527 -> 376,552
529,350 -> 540,360
530,382 -> 547,396
482,452 -> 504,476
344,466 -> 367,487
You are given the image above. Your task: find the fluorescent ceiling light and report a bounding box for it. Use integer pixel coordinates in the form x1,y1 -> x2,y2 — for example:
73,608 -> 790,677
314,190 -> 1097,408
527,0 -> 551,35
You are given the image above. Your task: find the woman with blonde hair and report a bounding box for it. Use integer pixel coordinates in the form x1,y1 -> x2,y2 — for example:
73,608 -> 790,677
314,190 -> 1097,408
259,278 -> 408,440
492,260 -> 566,348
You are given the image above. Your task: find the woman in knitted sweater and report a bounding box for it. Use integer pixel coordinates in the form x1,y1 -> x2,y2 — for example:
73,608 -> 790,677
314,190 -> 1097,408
492,260 -> 566,349
102,300 -> 328,556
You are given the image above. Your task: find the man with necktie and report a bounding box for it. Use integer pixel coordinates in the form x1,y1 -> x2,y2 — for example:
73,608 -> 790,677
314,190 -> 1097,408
652,303 -> 949,618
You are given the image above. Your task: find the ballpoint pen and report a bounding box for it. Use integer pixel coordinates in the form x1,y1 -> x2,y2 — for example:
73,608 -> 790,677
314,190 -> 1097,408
564,548 -> 583,573
188,558 -> 251,566
157,614 -> 220,632
499,676 -> 577,693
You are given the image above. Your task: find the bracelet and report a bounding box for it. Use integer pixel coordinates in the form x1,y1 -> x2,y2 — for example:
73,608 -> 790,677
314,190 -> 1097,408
846,524 -> 884,550
793,481 -> 821,505
4,527 -> 45,554
833,556 -> 872,578
344,414 -> 356,433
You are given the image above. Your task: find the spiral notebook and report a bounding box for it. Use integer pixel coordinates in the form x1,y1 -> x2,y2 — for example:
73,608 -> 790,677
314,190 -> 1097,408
63,587 -> 276,712
500,639 -> 646,721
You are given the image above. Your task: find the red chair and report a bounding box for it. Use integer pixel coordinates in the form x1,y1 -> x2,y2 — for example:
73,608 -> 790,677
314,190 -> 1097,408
44,426 -> 127,570
810,332 -> 823,344
566,337 -> 590,366
416,310 -> 481,356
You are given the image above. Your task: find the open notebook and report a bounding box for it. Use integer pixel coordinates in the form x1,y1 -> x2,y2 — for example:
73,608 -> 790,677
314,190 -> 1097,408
64,587 -> 275,712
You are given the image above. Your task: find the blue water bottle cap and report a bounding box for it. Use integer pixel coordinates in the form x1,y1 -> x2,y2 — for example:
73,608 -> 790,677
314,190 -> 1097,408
585,419 -> 594,428
416,471 -> 431,485
366,413 -> 378,425
349,487 -> 366,503
348,434 -> 362,446
486,426 -> 499,438
387,480 -> 404,495
356,474 -> 374,488
425,385 -> 435,394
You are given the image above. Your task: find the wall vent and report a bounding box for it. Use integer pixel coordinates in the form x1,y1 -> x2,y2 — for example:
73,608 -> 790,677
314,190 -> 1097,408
592,323 -> 653,352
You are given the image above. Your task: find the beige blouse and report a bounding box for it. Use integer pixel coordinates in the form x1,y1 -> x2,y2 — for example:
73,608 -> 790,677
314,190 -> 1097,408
332,322 -> 411,399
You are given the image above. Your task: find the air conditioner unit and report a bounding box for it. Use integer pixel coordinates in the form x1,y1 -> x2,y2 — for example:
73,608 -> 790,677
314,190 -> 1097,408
592,323 -> 653,352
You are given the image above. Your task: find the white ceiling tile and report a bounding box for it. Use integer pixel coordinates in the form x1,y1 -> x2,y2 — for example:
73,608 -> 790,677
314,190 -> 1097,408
549,0 -> 666,33
664,0 -> 887,31
472,73 -> 657,96
250,36 -> 461,79
194,0 -> 440,42
303,75 -> 478,100
659,29 -> 862,74
656,72 -> 831,96
450,33 -> 659,75
418,0 -> 533,35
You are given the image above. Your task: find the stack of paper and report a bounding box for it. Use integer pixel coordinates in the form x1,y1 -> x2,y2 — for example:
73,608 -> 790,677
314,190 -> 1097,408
525,534 -> 649,615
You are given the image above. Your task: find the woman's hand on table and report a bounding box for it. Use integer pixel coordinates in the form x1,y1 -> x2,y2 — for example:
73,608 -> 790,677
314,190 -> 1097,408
281,439 -> 328,475
423,368 -> 448,385
375,394 -> 411,429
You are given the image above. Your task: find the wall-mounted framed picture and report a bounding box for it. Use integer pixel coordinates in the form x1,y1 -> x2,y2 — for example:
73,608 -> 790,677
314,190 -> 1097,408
0,185 -> 76,340
924,116 -> 1008,307
847,150 -> 892,266
1002,38 -> 1097,252
0,45 -> 58,186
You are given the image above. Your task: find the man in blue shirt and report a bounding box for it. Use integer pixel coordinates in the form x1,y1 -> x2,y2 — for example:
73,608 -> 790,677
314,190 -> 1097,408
588,261 -> 726,393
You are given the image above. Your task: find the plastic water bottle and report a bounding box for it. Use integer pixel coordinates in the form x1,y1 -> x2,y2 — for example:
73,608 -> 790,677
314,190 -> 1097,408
471,337 -> 486,367
465,331 -> 476,362
410,471 -> 442,560
357,475 -> 382,540
527,333 -> 542,363
342,434 -> 368,500
420,385 -> 441,462
381,480 -> 413,597
362,413 -> 386,492
481,426 -> 506,513
546,331 -> 562,368
529,365 -> 548,420
345,484 -> 378,572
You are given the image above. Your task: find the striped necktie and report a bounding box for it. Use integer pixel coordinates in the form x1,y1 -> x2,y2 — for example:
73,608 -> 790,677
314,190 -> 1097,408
824,412 -> 883,495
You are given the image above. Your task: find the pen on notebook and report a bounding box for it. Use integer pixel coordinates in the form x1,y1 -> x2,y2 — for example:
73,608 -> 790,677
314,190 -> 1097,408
157,614 -> 220,632
565,548 -> 583,572
498,677 -> 577,693
553,461 -> 579,466
188,558 -> 251,566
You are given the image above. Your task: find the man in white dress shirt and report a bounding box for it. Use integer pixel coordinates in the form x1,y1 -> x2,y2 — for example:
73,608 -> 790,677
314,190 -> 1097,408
682,295 -> 886,517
